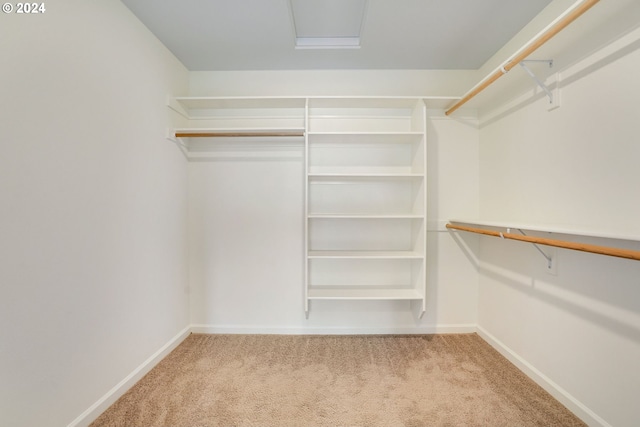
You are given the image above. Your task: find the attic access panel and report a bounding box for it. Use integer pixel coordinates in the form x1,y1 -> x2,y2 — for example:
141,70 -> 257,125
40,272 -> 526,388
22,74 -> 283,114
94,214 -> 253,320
289,0 -> 367,49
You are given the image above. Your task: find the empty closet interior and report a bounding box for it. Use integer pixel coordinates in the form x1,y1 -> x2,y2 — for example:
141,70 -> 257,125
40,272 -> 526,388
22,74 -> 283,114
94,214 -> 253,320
3,1 -> 640,426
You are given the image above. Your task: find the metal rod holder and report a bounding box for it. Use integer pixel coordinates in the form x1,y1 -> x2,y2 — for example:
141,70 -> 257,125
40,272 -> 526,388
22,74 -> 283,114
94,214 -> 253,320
519,60 -> 554,104
511,228 -> 554,269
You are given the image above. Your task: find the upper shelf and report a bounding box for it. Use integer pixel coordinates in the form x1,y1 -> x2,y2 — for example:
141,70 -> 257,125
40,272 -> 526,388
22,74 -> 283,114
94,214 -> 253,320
170,96 -> 460,118
169,97 -> 307,140
171,97 -> 306,115
306,96 -> 459,110
167,96 -> 458,159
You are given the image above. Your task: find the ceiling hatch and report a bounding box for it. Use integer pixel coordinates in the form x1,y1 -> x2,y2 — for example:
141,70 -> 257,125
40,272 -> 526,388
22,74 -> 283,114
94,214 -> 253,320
289,0 -> 368,49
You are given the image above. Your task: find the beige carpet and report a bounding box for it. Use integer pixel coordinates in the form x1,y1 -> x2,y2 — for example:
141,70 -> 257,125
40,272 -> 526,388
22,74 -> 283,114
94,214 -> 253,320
91,333 -> 585,426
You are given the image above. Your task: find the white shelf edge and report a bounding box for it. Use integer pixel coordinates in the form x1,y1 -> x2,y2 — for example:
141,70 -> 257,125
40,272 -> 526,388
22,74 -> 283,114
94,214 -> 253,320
173,95 -> 459,100
307,131 -> 424,135
308,176 -> 423,183
449,219 -> 640,243
308,214 -> 424,219
171,96 -> 460,111
187,151 -> 302,160
306,95 -> 458,100
174,127 -> 306,133
307,288 -> 423,300
308,173 -> 424,178
173,96 -> 308,107
187,115 -> 305,120
308,250 -> 423,259
306,95 -> 459,109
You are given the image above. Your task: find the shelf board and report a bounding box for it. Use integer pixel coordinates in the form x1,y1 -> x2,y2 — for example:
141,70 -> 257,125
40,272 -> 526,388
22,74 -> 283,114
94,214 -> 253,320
174,127 -> 305,138
307,96 -> 458,109
307,131 -> 424,136
173,96 -> 459,111
308,250 -> 423,259
307,287 -> 423,300
307,133 -> 424,146
308,172 -> 423,178
308,175 -> 423,184
173,97 -> 307,110
308,214 -> 423,219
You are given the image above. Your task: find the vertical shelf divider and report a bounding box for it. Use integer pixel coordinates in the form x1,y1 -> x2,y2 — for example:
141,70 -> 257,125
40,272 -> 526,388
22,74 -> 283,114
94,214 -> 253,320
418,99 -> 428,318
304,98 -> 310,318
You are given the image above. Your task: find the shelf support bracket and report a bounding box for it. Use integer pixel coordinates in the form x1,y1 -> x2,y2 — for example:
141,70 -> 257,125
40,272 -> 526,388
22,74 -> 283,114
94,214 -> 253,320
166,128 -> 189,159
519,60 -> 555,104
510,228 -> 554,270
410,300 -> 426,320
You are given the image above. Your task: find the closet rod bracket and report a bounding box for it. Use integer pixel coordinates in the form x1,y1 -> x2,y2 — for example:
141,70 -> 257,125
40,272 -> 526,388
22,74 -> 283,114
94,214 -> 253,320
519,60 -> 556,106
510,228 -> 555,272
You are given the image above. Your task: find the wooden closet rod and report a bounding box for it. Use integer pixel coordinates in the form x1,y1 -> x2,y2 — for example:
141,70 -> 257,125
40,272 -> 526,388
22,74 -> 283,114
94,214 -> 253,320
445,0 -> 600,116
446,223 -> 640,262
175,131 -> 305,138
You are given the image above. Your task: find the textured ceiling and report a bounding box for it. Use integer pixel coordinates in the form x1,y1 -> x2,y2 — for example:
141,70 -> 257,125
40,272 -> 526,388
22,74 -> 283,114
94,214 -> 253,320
121,0 -> 553,71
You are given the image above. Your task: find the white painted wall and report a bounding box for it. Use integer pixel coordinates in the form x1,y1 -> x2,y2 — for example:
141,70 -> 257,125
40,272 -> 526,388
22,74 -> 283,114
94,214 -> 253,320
188,143 -> 308,330
0,1 -> 189,426
476,26 -> 640,427
189,70 -> 476,97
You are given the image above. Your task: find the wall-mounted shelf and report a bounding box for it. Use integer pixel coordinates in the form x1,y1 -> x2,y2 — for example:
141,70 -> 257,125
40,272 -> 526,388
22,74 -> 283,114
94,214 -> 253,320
447,220 -> 640,262
174,130 -> 305,138
308,250 -> 424,259
308,214 -> 424,219
307,288 -> 423,300
449,219 -> 640,243
169,96 -> 307,116
168,96 -> 457,161
168,97 -> 307,159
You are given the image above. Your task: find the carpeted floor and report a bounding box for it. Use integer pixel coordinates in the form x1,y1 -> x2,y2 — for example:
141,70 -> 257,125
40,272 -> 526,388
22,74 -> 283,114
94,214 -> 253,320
91,333 -> 585,426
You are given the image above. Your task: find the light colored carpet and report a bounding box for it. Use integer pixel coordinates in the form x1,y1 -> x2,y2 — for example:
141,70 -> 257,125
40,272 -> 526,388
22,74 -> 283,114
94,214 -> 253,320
91,333 -> 585,426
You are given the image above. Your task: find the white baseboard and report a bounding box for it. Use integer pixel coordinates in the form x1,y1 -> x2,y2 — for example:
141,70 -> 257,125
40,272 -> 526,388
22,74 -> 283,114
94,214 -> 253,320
476,326 -> 611,427
190,323 -> 477,335
67,326 -> 191,427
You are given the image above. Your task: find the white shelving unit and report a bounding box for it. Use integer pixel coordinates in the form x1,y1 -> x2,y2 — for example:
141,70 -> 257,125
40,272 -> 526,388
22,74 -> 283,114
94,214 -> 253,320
304,97 -> 429,317
169,95 -> 458,316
